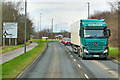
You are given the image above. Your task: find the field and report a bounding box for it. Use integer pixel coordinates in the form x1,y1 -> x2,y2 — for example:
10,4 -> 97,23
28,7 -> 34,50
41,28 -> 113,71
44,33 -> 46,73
109,47 -> 120,61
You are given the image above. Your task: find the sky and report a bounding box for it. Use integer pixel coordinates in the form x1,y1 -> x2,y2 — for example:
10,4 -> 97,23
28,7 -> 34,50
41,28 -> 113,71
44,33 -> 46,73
6,0 -> 116,32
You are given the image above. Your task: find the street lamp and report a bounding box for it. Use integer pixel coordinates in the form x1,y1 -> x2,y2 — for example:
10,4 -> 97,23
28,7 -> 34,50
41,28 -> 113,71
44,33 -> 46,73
24,0 -> 27,53
40,13 -> 42,42
52,18 -> 53,41
87,2 -> 90,19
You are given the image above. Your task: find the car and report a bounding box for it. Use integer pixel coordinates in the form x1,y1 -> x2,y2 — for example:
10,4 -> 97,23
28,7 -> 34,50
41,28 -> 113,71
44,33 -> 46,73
62,38 -> 71,46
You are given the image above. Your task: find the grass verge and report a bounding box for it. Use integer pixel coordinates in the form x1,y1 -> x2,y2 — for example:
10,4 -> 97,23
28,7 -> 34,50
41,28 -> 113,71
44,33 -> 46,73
109,47 -> 120,61
1,41 -> 30,53
1,39 -> 56,79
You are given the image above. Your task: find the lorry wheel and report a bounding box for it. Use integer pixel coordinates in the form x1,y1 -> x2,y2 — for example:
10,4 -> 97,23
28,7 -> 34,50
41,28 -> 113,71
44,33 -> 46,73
72,48 -> 75,53
103,57 -> 107,60
82,57 -> 86,60
78,49 -> 81,57
82,55 -> 86,60
77,49 -> 80,57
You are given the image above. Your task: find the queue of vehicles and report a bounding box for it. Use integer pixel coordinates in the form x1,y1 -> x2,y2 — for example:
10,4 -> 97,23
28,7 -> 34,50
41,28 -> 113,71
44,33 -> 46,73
61,19 -> 111,60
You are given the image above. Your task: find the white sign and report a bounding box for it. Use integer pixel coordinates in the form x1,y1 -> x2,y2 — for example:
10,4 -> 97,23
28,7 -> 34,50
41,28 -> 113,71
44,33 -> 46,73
3,22 -> 18,38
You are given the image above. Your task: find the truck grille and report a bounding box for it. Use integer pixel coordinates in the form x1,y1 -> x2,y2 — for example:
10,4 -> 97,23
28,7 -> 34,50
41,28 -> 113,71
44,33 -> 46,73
87,42 -> 104,51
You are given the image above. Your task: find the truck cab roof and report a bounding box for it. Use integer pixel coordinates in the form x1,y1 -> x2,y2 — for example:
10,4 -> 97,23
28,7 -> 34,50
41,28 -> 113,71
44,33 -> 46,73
80,19 -> 105,22
80,19 -> 106,27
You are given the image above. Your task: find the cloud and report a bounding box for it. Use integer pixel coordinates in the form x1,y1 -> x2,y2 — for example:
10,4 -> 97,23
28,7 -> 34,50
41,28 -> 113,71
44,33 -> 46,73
6,0 -> 115,32
27,2 -> 89,32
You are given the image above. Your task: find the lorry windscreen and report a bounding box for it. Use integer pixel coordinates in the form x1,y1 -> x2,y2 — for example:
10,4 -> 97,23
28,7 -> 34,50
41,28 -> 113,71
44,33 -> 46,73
84,29 -> 106,38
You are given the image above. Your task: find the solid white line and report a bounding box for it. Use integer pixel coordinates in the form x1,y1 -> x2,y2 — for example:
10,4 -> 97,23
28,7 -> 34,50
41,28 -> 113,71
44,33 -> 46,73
74,59 -> 76,61
84,74 -> 89,79
71,55 -> 73,57
77,64 -> 81,68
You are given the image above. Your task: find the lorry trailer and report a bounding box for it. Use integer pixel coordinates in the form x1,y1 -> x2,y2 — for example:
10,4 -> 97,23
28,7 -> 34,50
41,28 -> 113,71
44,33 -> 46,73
70,19 -> 111,59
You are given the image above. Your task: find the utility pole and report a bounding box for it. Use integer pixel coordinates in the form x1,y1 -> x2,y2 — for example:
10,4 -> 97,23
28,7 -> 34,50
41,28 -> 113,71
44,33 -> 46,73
0,2 -> 2,80
24,0 -> 27,53
40,13 -> 42,42
38,21 -> 39,39
52,18 -> 53,41
87,2 -> 90,19
0,1 -> 2,47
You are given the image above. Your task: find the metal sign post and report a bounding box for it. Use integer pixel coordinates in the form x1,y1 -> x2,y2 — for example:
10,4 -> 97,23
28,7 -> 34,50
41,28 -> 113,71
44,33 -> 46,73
9,39 -> 11,46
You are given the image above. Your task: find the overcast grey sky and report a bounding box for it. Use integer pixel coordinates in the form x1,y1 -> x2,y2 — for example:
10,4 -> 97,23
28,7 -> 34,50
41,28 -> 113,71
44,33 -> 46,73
7,0 -> 116,32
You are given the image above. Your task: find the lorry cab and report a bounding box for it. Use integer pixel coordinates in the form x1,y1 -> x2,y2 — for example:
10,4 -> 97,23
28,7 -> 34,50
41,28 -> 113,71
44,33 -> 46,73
79,19 -> 111,59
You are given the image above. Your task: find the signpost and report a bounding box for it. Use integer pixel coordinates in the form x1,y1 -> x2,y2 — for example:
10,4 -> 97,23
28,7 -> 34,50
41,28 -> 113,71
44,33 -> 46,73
3,22 -> 18,46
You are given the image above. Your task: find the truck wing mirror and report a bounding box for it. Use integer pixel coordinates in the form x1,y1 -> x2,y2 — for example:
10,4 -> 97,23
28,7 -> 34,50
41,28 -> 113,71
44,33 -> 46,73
107,29 -> 111,37
79,30 -> 81,36
79,29 -> 83,38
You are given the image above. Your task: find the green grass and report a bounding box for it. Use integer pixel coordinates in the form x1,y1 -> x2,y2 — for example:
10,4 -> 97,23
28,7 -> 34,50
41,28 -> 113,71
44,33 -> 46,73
1,41 -> 30,53
109,47 -> 120,61
1,39 -> 55,79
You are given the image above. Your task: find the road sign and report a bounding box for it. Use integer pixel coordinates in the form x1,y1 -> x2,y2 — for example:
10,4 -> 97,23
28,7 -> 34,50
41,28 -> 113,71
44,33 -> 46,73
3,22 -> 18,38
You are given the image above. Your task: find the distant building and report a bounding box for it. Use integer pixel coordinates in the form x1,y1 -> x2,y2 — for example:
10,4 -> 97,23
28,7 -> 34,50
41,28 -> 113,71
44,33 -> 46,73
55,35 -> 63,39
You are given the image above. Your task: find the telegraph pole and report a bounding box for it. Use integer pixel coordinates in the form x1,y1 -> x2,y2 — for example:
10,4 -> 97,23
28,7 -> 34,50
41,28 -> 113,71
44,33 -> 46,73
0,2 -> 1,43
0,1 -> 2,80
38,21 -> 39,39
40,13 -> 42,42
24,0 -> 27,53
52,18 -> 53,41
87,2 -> 90,19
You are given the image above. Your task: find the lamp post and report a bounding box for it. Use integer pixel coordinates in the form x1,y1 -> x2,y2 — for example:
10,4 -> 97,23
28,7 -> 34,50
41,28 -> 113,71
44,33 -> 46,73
0,1 -> 2,47
87,2 -> 90,19
24,0 -> 27,53
40,13 -> 42,42
52,18 -> 53,41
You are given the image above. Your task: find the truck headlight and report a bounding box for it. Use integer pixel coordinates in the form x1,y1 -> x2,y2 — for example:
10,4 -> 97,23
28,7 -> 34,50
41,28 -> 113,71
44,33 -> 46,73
103,49 -> 108,53
84,49 -> 89,53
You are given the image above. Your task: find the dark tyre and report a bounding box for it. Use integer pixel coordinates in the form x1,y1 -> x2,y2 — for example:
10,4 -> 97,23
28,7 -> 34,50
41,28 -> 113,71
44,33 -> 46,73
82,55 -> 86,60
72,47 -> 75,53
103,57 -> 107,60
82,57 -> 85,60
77,49 -> 80,57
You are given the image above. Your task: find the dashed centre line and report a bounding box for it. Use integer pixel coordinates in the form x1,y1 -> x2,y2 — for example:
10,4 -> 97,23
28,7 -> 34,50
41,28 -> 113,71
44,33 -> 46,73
77,64 -> 81,68
71,55 -> 73,57
74,59 -> 76,61
84,74 -> 89,79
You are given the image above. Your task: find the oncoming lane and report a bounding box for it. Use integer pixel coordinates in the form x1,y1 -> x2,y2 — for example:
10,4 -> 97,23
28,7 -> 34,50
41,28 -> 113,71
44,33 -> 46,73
20,42 -> 93,78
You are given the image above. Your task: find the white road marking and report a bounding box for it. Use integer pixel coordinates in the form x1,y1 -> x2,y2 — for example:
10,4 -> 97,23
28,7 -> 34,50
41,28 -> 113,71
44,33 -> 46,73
77,64 -> 81,68
74,59 -> 76,61
84,74 -> 89,79
71,55 -> 73,57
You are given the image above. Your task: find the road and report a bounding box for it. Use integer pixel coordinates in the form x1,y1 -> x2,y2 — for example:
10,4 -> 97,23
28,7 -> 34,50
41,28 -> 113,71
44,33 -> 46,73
19,42 -> 119,79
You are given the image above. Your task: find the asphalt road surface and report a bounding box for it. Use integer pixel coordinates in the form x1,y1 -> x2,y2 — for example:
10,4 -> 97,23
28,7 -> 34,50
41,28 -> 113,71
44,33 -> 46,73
19,42 -> 119,79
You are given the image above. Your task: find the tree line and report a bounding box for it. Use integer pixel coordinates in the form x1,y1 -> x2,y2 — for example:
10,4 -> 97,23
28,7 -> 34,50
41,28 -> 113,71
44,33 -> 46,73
2,1 -> 34,45
90,1 -> 119,48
